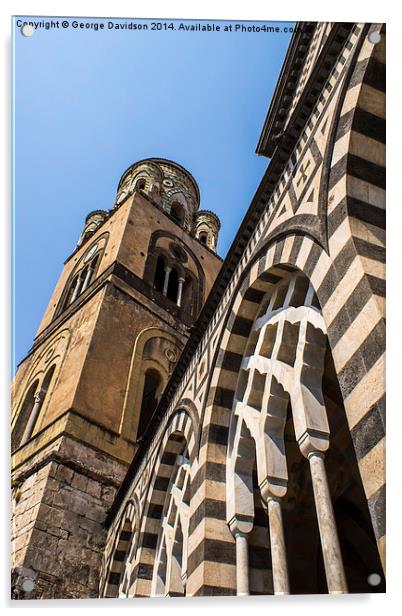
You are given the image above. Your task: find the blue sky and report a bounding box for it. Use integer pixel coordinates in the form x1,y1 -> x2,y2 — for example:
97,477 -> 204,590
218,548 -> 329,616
12,16 -> 292,369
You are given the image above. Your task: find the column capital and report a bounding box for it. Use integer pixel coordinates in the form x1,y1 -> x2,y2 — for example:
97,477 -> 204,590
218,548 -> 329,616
259,477 -> 287,502
228,515 -> 253,537
307,450 -> 326,461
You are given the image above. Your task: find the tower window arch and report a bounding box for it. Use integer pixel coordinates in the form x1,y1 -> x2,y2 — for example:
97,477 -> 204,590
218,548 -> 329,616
198,231 -> 208,245
60,247 -> 101,313
170,202 -> 185,226
12,364 -> 56,451
135,178 -> 146,191
137,368 -> 163,440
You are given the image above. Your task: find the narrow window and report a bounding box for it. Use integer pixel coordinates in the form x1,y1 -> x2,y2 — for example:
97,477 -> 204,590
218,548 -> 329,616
154,256 -> 166,293
167,268 -> 179,303
170,202 -> 185,226
198,231 -> 208,245
136,178 -> 146,191
11,379 -> 39,451
137,369 -> 163,439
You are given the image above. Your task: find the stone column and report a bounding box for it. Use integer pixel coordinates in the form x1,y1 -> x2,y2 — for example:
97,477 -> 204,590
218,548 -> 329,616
21,391 -> 44,445
308,451 -> 348,594
176,277 -> 185,307
162,267 -> 171,296
234,531 -> 249,596
80,266 -> 93,293
267,496 -> 290,595
70,275 -> 83,303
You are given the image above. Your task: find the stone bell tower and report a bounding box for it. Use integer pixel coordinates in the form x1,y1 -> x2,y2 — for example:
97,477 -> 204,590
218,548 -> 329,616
11,158 -> 222,599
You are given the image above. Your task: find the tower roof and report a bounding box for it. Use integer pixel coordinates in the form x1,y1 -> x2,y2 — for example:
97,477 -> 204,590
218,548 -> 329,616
117,157 -> 201,207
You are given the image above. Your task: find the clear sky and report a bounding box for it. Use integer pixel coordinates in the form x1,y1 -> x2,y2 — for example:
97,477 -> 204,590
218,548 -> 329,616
12,16 -> 293,369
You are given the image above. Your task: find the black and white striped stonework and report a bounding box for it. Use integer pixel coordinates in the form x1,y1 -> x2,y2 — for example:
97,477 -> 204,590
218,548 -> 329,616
102,22 -> 386,597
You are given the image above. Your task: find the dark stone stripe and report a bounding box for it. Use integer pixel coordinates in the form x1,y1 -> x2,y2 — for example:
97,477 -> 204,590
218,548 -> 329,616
153,476 -> 170,492
273,238 -> 285,264
327,276 -> 372,347
201,423 -> 229,447
260,271 -> 283,284
113,549 -> 127,562
132,563 -> 153,581
231,315 -> 254,337
352,107 -> 385,144
119,530 -> 131,541
212,386 -> 235,410
218,350 -> 243,372
139,532 -> 158,549
328,154 -> 347,192
367,274 -> 386,297
187,538 -> 236,574
147,503 -> 163,519
108,572 -> 120,585
161,451 -> 177,465
362,57 -> 386,93
243,287 -> 265,303
338,319 -> 385,398
328,196 -> 386,240
354,237 -> 386,263
336,108 -> 354,141
349,198 -> 385,230
303,242 -> 322,278
327,197 -> 348,238
351,397 -> 386,460
368,483 -> 386,541
318,238 -> 356,307
189,498 -> 226,535
192,461 -> 227,495
288,235 -> 304,264
194,585 -> 236,597
347,154 -> 385,190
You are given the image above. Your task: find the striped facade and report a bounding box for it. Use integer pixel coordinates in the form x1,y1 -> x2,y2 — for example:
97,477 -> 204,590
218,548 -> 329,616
101,22 -> 385,597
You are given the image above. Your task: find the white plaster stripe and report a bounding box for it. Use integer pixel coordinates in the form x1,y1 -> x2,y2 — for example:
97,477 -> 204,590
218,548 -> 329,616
344,352 -> 385,430
333,303 -> 382,372
340,83 -> 361,116
350,218 -> 385,248
328,175 -> 347,216
349,175 -> 385,209
358,437 -> 386,500
281,235 -> 295,264
350,131 -> 386,166
322,257 -> 365,326
359,255 -> 385,280
331,132 -> 350,167
358,84 -> 385,119
327,218 -> 352,260
295,238 -> 314,271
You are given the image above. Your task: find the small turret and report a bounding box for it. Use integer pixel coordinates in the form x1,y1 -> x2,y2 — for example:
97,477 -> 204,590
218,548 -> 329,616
193,210 -> 220,252
77,210 -> 108,247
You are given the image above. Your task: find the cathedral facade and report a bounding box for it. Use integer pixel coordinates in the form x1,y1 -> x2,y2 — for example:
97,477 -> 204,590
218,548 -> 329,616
11,21 -> 385,599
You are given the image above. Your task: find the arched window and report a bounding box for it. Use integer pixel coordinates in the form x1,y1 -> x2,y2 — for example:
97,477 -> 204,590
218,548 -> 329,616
62,251 -> 100,310
11,379 -> 39,451
198,231 -> 208,245
135,178 -> 146,191
12,364 -> 56,451
154,256 -> 166,293
170,202 -> 185,226
137,369 -> 163,439
167,268 -> 179,303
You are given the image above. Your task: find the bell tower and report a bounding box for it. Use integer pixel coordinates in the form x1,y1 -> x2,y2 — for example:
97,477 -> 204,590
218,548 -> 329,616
11,158 -> 222,599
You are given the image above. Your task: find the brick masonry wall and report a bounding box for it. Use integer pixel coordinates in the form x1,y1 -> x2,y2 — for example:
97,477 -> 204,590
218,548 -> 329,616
11,437 -> 127,599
